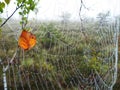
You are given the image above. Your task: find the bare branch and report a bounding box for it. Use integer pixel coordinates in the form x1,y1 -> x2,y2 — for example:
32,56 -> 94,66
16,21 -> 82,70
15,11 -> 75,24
79,0 -> 89,42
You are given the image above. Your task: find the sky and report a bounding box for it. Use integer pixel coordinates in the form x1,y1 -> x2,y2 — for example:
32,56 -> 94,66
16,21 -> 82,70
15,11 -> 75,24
1,0 -> 120,21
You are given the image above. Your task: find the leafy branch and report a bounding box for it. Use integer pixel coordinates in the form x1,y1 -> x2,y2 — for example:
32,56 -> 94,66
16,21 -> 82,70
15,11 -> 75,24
0,2 -> 24,28
0,0 -> 40,28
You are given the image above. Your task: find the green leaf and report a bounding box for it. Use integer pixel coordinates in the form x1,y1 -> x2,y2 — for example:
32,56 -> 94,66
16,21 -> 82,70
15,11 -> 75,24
0,18 -> 2,23
0,7 -> 3,13
20,21 -> 23,25
0,2 -> 5,8
0,2 -> 5,13
21,58 -> 34,67
23,10 -> 27,14
17,0 -> 23,3
22,17 -> 27,20
19,12 -> 23,15
4,0 -> 10,5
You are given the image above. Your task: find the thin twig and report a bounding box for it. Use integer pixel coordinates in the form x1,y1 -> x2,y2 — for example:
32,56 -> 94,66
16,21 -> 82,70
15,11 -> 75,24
0,1 -> 25,28
3,49 -> 18,72
79,0 -> 88,42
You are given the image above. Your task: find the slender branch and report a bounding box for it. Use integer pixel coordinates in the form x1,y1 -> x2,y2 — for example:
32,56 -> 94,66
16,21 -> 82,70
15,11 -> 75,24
4,50 -> 17,72
79,0 -> 85,33
0,8 -> 18,27
79,0 -> 89,23
0,1 -> 25,28
79,0 -> 89,42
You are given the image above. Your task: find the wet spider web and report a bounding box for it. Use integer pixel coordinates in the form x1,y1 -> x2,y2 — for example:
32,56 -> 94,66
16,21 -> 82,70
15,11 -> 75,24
0,0 -> 119,90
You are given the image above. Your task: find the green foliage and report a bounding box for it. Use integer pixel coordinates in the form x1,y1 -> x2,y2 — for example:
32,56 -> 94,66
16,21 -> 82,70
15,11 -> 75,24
0,0 -> 40,28
21,58 -> 34,67
0,0 -> 115,89
17,0 -> 40,28
5,0 -> 10,5
39,23 -> 62,49
0,2 -> 5,13
0,20 -> 116,89
0,0 -> 11,13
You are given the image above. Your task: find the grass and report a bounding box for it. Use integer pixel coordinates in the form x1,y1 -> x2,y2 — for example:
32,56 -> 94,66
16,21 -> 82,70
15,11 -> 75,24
0,20 -> 119,90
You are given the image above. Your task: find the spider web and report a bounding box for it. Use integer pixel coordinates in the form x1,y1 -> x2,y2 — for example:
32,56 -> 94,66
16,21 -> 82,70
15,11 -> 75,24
0,0 -> 119,90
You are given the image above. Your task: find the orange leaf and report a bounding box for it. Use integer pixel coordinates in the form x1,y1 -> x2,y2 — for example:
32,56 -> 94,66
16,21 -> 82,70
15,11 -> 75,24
18,30 -> 36,50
